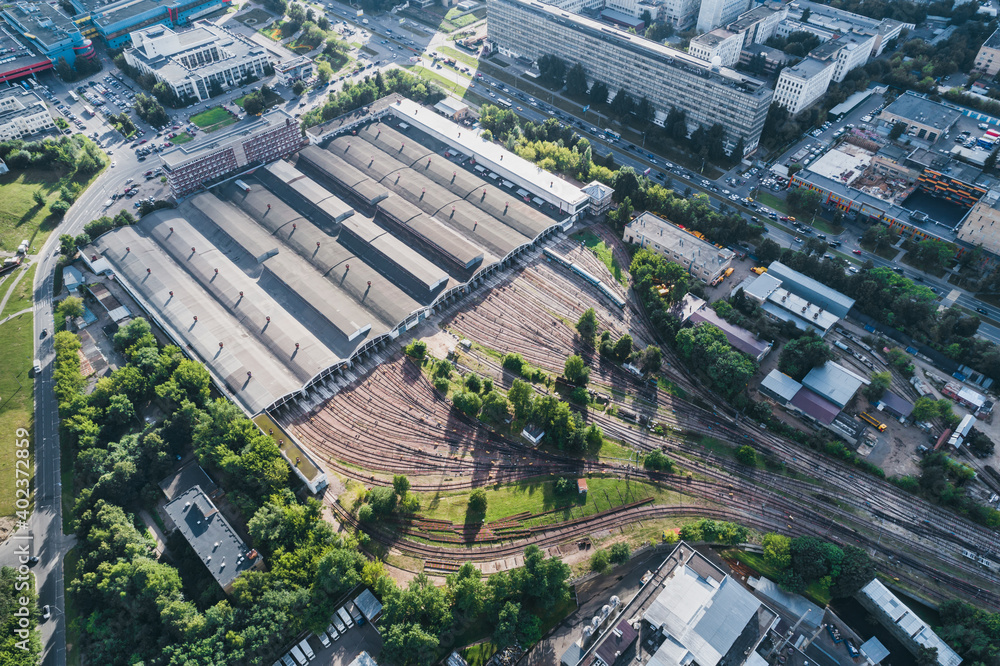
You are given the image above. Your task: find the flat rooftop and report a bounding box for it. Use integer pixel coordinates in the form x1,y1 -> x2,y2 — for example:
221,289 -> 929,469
807,145 -> 874,186
882,92 -> 963,129
783,57 -> 832,80
3,1 -> 79,47
495,0 -> 770,96
163,485 -> 261,590
160,109 -> 294,170
91,0 -> 166,27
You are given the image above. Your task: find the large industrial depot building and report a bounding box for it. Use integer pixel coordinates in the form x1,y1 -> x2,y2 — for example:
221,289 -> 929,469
86,97 -> 589,418
485,0 -> 773,155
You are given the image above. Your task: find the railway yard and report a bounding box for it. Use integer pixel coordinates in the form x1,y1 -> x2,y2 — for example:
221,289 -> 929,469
280,228 -> 1000,612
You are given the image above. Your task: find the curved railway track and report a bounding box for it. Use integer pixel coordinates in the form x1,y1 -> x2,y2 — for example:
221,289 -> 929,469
282,238 -> 1000,609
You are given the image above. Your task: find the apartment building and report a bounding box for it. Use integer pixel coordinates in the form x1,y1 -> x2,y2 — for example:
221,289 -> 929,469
159,109 -> 304,196
808,31 -> 876,82
660,0 -> 701,30
689,28 -> 744,67
486,0 -> 773,154
726,3 -> 787,46
0,87 -> 55,140
973,27 -> 1000,76
696,0 -> 749,32
123,21 -> 270,102
772,57 -> 834,114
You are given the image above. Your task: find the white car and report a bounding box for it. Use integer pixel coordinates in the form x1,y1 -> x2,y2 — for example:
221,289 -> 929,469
111,161 -> 116,168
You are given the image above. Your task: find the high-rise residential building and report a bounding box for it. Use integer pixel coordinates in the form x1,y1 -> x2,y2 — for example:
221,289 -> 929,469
726,3 -> 787,45
486,0 -> 773,154
696,0 -> 749,33
123,21 -> 271,103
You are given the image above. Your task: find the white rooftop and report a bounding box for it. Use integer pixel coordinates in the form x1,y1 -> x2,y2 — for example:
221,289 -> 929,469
861,580 -> 962,666
392,97 -> 589,212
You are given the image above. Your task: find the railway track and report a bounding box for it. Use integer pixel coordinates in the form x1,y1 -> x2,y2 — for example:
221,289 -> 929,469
281,236 -> 1000,609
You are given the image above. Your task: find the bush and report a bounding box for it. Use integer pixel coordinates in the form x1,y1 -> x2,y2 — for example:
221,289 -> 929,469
50,199 -> 70,217
563,354 -> 590,385
644,449 -> 674,472
464,373 -> 482,393
502,352 -> 525,373
433,377 -> 450,394
452,390 -> 482,417
735,445 -> 757,467
590,549 -> 610,573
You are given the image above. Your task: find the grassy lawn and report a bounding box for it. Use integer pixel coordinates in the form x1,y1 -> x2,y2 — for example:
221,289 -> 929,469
411,65 -> 471,96
258,21 -> 286,41
1,263 -> 36,319
190,106 -> 236,132
899,251 -> 946,277
437,45 -> 480,69
755,191 -> 789,215
461,643 -> 498,666
63,547 -> 81,666
859,239 -> 899,261
234,7 -> 273,25
0,311 -> 34,518
0,167 -> 99,252
570,229 -> 627,286
171,132 -> 193,145
722,548 -> 832,606
413,475 -> 683,528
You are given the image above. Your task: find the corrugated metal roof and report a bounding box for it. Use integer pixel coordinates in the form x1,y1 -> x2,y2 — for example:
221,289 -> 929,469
878,391 -> 913,418
760,370 -> 802,402
767,261 -> 856,317
861,580 -> 962,666
354,589 -> 383,622
802,361 -> 867,408
791,387 -> 841,424
688,309 -> 772,359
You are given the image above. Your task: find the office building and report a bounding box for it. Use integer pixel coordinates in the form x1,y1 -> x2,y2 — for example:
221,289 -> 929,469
162,485 -> 264,594
773,57 -> 833,115
784,0 -> 908,57
697,0 -> 749,33
486,0 -> 773,154
737,43 -> 788,76
974,27 -> 1000,76
159,109 -> 303,196
660,0 -> 700,30
957,188 -> 1000,256
1,1 -> 95,68
689,28 -> 744,67
727,3 -> 787,45
274,55 -> 313,85
858,580 -> 962,666
0,86 -> 55,140
123,21 -> 271,103
813,31 -> 876,82
86,0 -> 233,49
623,212 -> 734,282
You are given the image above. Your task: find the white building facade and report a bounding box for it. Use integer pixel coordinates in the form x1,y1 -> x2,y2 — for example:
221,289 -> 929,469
689,28 -> 745,67
773,57 -> 834,114
696,0 -> 749,33
0,88 -> 56,141
123,22 -> 272,103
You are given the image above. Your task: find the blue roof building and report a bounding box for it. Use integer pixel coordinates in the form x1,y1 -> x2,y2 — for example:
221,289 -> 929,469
802,361 -> 869,408
1,1 -> 95,68
766,261 -> 856,318
86,0 -> 233,48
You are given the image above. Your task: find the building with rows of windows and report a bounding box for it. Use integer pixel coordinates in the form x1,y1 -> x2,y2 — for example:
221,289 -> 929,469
0,87 -> 56,140
485,0 -> 772,155
123,21 -> 270,103
159,109 -> 304,197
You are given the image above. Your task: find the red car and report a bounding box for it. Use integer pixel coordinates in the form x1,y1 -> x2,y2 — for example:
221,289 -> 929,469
139,139 -> 147,144
852,249 -> 862,255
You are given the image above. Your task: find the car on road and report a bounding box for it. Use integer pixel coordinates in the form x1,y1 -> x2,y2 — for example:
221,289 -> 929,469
852,249 -> 862,255
978,307 -> 989,314
848,266 -> 859,274
41,605 -> 51,620
794,237 -> 802,243
27,556 -> 39,566
111,161 -> 116,168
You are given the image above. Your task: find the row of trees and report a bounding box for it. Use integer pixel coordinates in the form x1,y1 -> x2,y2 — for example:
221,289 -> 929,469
893,452 -> 1000,528
302,69 -> 444,127
0,566 -> 42,664
760,533 -> 876,598
133,93 -> 169,127
0,135 -> 105,178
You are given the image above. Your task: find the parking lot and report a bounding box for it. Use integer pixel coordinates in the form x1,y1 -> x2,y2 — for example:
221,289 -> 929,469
280,621 -> 381,666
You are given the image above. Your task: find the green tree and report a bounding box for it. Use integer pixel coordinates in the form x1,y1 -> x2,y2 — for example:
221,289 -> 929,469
830,544 -> 875,597
786,187 -> 823,220
735,445 -> 757,467
59,233 -> 75,254
913,396 -> 939,422
404,339 -> 427,359
889,121 -> 907,140
756,238 -> 782,264
58,296 -> 84,319
367,486 -> 398,517
576,307 -> 598,343
644,449 -> 674,472
609,542 -> 631,564
590,549 -> 610,573
508,379 -> 534,420
762,533 -> 791,570
33,189 -> 45,206
589,80 -> 609,105
50,199 -> 70,217
613,333 -> 633,362
452,390 -> 483,417
481,391 -> 511,422
537,54 -> 567,87
639,345 -> 662,372
563,354 -> 590,384
865,371 -> 891,403
106,394 -> 135,425
565,62 -> 588,97
469,488 -> 488,513
778,333 -> 832,381
393,474 -> 410,496
465,373 -> 482,393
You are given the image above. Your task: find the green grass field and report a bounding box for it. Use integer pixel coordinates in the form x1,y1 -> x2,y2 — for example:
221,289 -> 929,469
0,309 -> 34,518
571,229 -> 627,286
170,132 -> 193,145
1,263 -> 36,319
413,475 -> 683,528
190,107 -> 236,132
0,170 -> 90,252
63,547 -> 81,666
437,45 -> 481,69
461,643 -> 498,666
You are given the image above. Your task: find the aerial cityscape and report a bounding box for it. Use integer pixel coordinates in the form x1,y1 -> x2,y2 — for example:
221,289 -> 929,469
0,0 -> 999,662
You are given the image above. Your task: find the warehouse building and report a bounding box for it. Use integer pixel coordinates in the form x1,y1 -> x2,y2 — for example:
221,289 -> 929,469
90,102 -> 579,417
485,0 -> 773,155
0,87 -> 55,140
858,580 -> 962,666
123,22 -> 271,103
879,93 -> 963,144
802,361 -> 869,409
623,212 -> 734,283
159,109 -> 303,197
741,264 -> 853,337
